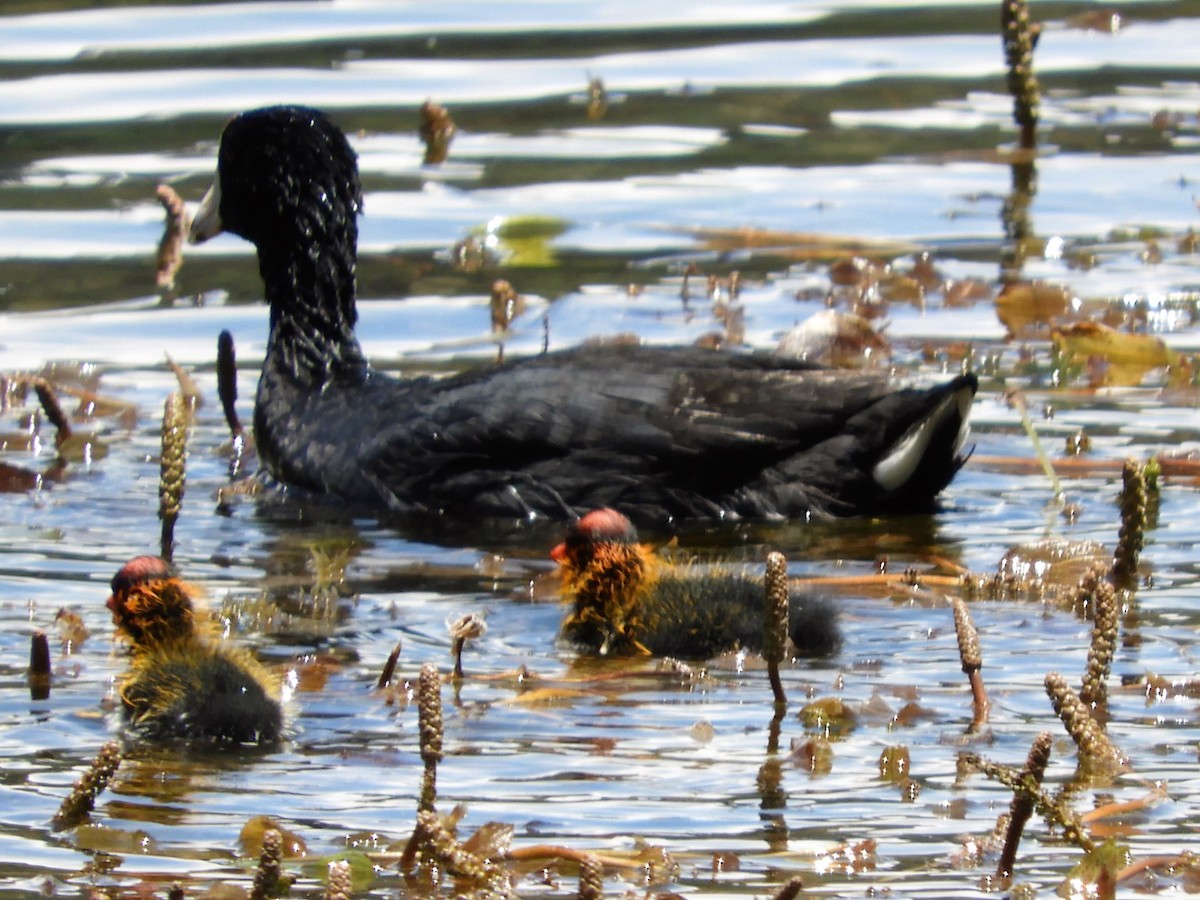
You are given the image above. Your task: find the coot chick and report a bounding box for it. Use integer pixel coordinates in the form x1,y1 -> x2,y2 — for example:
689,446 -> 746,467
106,556 -> 282,745
553,508 -> 841,659
189,105 -> 977,525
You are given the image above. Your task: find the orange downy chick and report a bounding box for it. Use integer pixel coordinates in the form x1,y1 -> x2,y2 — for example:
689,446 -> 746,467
106,556 -> 282,746
553,509 -> 841,659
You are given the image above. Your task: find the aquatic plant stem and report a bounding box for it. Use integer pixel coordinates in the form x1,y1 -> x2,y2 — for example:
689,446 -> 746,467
417,663 -> 443,814
29,629 -> 50,701
249,828 -> 284,900
51,741 -> 123,831
995,732 -> 1052,881
763,551 -> 789,708
1111,458 -> 1146,591
1010,390 -> 1063,502
159,392 -> 188,560
951,597 -> 989,729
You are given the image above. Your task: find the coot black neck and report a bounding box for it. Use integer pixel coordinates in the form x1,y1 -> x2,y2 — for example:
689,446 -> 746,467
258,224 -> 368,388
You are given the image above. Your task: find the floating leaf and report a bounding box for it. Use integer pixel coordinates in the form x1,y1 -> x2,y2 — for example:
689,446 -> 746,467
996,281 -> 1075,337
1052,321 -> 1180,386
300,851 -> 376,891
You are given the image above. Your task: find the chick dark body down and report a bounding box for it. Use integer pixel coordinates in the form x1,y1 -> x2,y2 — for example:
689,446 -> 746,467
553,508 -> 840,659
106,556 -> 282,746
189,105 -> 977,526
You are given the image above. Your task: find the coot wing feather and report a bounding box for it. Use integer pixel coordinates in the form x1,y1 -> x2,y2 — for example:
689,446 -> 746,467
357,345 -> 896,518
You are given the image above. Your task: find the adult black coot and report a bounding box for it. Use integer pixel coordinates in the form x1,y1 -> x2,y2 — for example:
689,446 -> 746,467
189,105 -> 977,525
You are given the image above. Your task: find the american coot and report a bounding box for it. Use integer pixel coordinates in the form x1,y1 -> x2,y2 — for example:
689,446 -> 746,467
106,556 -> 282,745
190,105 -> 977,525
553,507 -> 841,658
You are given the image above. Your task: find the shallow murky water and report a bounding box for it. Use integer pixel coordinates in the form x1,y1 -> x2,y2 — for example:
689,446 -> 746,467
2,1 -> 1200,898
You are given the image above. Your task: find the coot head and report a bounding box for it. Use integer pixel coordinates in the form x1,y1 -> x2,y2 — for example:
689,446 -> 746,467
551,508 -> 639,569
190,106 -> 363,255
107,555 -> 198,649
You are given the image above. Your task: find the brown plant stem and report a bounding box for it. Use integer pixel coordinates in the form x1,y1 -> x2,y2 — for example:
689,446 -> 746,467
951,597 -> 989,729
995,732 -> 1052,881
763,551 -> 789,707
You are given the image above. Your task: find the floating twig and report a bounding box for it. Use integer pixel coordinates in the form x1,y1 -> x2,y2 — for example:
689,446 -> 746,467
159,392 -> 189,560
951,597 -> 989,729
29,629 -> 51,701
51,741 -> 122,831
995,732 -> 1052,882
762,551 -> 789,708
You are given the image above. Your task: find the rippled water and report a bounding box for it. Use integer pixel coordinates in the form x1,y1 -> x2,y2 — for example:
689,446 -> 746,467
2,1 -> 1200,898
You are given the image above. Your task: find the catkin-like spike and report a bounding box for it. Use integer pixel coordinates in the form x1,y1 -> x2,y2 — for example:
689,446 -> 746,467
1111,459 -> 1146,591
29,629 -> 51,700
952,597 -> 981,673
578,853 -> 604,900
419,101 -> 456,166
31,378 -> 72,444
216,330 -> 242,437
377,641 -> 402,690
996,732 -> 1052,880
249,828 -> 283,900
952,598 -> 989,727
763,551 -> 789,707
159,393 -> 188,558
325,859 -> 352,900
1001,0 -> 1041,149
417,663 -> 443,813
1080,579 -> 1119,709
1045,672 -> 1123,769
769,875 -> 805,900
51,741 -> 123,831
155,184 -> 190,294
